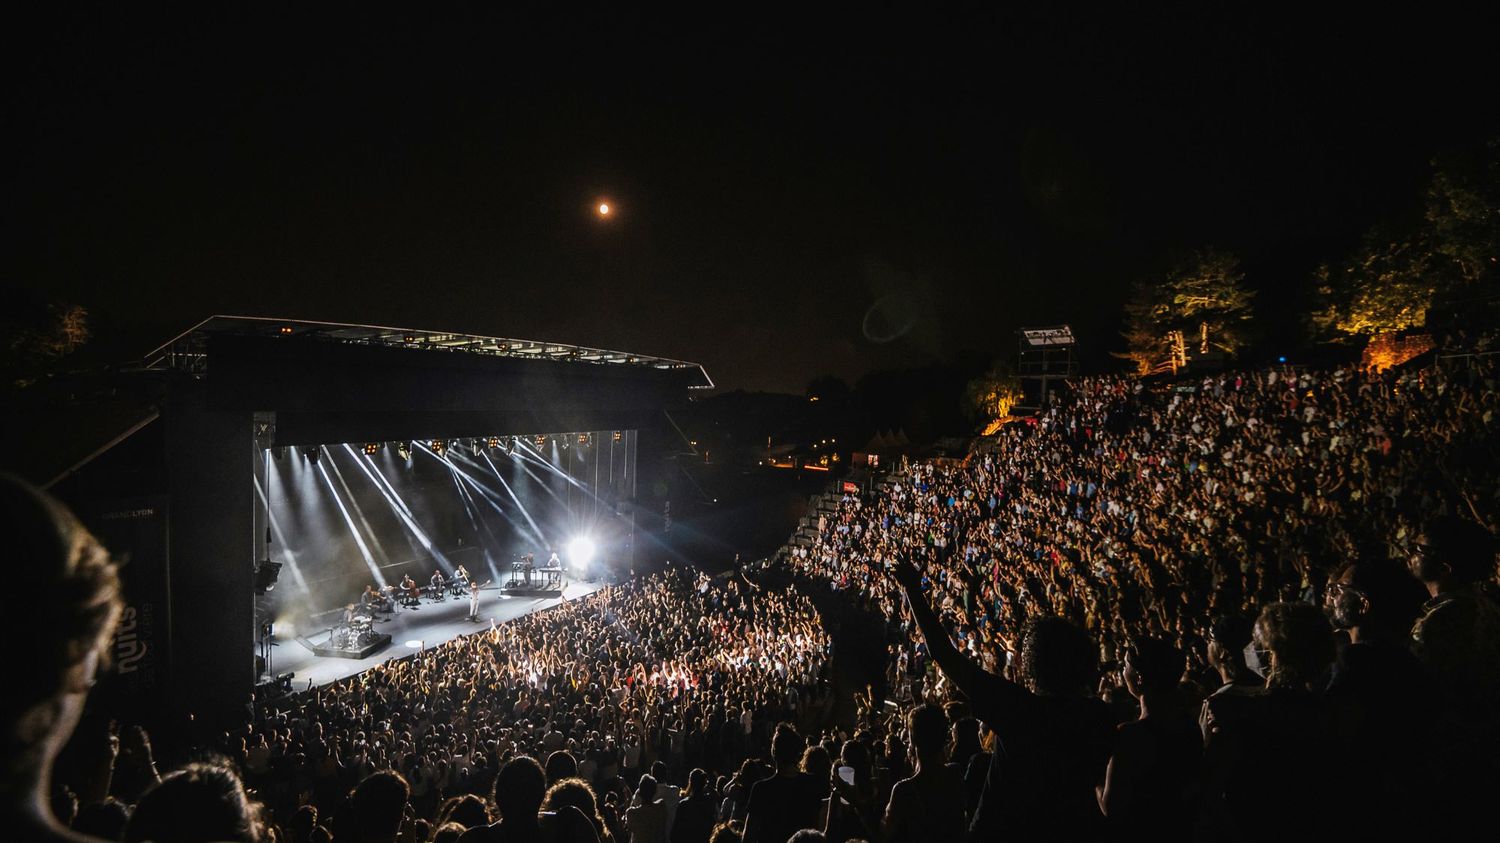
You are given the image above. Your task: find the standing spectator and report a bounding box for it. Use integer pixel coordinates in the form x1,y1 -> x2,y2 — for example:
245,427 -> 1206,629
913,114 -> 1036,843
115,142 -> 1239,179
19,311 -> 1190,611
342,769 -> 409,843
1324,559 -> 1431,836
893,560 -> 1114,840
1404,516 -> 1500,833
124,762 -> 264,843
1200,602 -> 1337,842
625,775 -> 667,843
880,705 -> 965,843
1096,638 -> 1199,842
742,725 -> 823,843
670,770 -> 716,843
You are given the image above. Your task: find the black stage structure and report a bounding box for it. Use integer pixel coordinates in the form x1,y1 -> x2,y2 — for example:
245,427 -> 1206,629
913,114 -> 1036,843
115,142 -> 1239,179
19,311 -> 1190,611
6,316 -> 710,731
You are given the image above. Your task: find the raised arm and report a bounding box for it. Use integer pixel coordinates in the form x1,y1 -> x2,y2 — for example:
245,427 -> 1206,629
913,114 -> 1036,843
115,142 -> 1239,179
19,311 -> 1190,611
890,559 -> 1029,716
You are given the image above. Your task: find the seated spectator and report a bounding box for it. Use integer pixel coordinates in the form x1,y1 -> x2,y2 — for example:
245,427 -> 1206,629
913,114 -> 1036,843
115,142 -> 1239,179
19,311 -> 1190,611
0,474 -> 123,843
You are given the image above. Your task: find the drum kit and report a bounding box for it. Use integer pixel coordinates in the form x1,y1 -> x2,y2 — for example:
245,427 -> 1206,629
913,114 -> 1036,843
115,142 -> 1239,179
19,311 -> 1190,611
333,613 -> 378,649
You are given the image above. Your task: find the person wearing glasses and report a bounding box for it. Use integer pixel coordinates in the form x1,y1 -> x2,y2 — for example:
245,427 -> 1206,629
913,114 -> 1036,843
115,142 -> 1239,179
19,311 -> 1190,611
1403,516 -> 1500,834
1323,559 -> 1431,836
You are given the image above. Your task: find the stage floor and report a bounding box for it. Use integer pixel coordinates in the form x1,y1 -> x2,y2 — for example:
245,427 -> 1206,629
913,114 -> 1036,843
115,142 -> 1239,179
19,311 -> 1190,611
265,580 -> 605,689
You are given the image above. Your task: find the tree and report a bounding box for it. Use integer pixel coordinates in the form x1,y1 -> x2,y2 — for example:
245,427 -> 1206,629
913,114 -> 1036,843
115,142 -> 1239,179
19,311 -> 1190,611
1159,249 -> 1256,355
1116,280 -> 1174,374
1315,138 -> 1500,340
1115,249 -> 1255,373
965,360 -> 1022,429
1,299 -> 91,388
1315,230 -> 1439,336
1426,139 -> 1500,287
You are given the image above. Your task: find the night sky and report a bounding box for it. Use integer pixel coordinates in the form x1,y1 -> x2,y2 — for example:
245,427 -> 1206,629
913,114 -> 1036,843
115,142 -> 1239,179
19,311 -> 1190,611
7,6 -> 1497,392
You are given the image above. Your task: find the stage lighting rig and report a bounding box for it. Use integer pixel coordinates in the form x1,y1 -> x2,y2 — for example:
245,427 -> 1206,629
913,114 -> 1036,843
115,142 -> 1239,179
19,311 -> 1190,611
613,431 -> 623,442
487,436 -> 501,449
431,439 -> 447,456
535,435 -> 546,450
254,560 -> 283,593
363,442 -> 382,455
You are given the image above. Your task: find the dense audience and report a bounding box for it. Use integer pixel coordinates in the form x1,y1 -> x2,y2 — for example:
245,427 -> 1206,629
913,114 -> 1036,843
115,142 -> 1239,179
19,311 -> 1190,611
10,353 -> 1500,843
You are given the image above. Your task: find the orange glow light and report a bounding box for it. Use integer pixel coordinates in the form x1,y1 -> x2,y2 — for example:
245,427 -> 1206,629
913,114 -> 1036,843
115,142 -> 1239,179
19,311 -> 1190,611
597,202 -> 611,216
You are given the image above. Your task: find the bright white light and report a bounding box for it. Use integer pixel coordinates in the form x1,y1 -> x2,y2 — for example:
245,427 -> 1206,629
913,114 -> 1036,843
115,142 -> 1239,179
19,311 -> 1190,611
405,640 -> 424,649
597,202 -> 611,216
566,536 -> 596,569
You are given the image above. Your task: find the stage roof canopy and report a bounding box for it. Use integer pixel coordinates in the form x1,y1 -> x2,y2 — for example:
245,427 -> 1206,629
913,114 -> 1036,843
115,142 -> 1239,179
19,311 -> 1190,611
144,315 -> 713,389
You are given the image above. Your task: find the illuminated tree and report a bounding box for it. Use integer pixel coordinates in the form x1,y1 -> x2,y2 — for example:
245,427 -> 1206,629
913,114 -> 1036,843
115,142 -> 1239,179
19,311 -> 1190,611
1316,139 -> 1499,339
1317,232 -> 1438,336
1115,249 -> 1255,373
965,360 -> 1023,428
1159,249 -> 1256,355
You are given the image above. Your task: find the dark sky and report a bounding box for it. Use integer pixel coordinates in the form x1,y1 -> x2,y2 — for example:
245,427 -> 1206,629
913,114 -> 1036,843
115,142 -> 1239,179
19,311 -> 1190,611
6,5 -> 1497,392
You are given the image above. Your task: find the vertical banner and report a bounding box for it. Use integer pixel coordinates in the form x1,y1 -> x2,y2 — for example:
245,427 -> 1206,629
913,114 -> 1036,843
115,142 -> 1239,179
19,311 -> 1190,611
85,496 -> 171,716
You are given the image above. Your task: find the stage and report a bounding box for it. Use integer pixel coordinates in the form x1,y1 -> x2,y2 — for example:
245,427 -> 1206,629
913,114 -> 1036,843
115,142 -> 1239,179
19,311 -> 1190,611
264,579 -> 605,689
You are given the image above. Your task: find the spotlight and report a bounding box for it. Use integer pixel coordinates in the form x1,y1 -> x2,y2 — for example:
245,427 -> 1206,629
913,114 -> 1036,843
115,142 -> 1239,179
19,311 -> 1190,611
363,442 -> 382,455
613,431 -> 623,442
254,560 -> 283,593
566,536 -> 596,570
405,639 -> 424,649
278,325 -> 295,335
577,433 -> 589,446
301,446 -> 320,464
397,441 -> 412,461
535,435 -> 546,450
402,334 -> 417,344
431,440 -> 447,455
487,437 -> 501,449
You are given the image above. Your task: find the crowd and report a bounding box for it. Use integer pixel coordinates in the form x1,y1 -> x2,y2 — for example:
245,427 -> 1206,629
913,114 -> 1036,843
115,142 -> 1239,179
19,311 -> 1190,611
5,354 -> 1499,843
798,361 -> 1498,668
789,357 -> 1500,838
